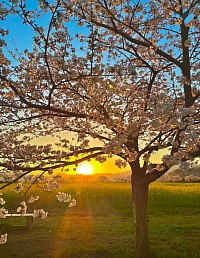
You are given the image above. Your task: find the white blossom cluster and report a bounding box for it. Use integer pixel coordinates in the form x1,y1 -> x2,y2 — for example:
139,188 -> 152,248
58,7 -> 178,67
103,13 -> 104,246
68,199 -> 77,208
162,151 -> 195,171
33,209 -> 48,219
0,187 -> 76,245
0,207 -> 8,218
0,193 -> 6,205
56,192 -> 76,207
0,170 -> 16,183
56,192 -> 72,202
103,135 -> 139,163
0,193 -> 8,219
179,161 -> 191,171
14,182 -> 24,192
115,159 -> 127,169
0,169 -> 27,183
103,140 -> 122,155
0,233 -> 7,244
162,154 -> 178,167
43,180 -> 61,191
126,151 -> 138,162
27,196 -> 39,203
95,155 -> 107,163
16,201 -> 27,215
0,197 -> 6,205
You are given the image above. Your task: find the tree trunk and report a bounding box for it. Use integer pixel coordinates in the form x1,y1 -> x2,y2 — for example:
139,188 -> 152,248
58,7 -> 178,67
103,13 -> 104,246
132,178 -> 150,258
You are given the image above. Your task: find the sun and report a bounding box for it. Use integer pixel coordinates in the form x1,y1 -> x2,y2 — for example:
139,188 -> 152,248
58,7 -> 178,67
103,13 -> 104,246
77,162 -> 94,175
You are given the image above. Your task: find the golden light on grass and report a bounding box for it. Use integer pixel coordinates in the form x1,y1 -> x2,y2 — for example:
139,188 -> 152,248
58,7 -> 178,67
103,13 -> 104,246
77,161 -> 94,175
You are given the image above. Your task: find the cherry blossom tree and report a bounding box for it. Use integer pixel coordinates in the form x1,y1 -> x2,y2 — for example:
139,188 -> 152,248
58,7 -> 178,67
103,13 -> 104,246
0,0 -> 200,257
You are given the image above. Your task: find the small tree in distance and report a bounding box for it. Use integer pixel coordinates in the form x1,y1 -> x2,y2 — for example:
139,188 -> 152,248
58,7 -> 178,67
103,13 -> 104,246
0,0 -> 199,257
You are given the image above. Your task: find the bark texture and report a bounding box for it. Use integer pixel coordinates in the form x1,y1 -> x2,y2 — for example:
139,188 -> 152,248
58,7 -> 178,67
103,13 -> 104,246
132,178 -> 150,258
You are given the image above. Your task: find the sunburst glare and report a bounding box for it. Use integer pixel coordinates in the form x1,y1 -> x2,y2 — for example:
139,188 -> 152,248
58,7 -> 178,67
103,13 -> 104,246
77,162 -> 94,175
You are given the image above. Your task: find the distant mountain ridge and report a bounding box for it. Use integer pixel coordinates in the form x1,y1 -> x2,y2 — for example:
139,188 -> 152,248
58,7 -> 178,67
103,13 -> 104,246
58,165 -> 200,182
58,170 -> 131,181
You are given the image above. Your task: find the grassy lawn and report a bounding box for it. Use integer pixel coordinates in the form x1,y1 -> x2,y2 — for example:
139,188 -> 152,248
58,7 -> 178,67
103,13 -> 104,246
0,182 -> 200,258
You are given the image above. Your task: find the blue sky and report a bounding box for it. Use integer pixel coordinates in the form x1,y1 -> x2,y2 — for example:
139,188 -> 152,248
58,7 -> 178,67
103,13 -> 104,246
1,0 -> 89,63
2,1 -> 37,51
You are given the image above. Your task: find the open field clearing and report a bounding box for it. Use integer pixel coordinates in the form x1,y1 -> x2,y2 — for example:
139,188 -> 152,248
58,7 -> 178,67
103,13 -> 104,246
0,182 -> 200,258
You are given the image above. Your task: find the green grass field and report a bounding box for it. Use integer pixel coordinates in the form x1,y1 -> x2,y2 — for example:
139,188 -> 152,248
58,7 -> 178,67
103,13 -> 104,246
0,182 -> 200,258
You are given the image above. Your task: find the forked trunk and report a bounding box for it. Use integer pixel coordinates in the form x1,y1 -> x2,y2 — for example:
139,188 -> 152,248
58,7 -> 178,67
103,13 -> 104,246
132,179 -> 150,258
